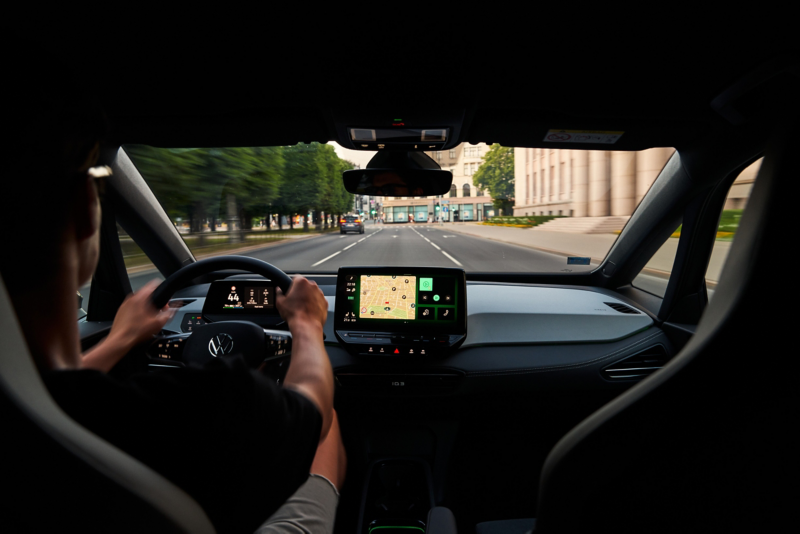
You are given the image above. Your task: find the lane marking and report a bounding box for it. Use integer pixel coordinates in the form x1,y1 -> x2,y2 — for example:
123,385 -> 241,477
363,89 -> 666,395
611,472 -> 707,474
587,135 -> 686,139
339,236 -> 346,239
431,243 -> 441,250
311,251 -> 341,267
358,238 -> 366,242
343,243 -> 356,250
441,251 -> 463,266
424,238 -> 430,242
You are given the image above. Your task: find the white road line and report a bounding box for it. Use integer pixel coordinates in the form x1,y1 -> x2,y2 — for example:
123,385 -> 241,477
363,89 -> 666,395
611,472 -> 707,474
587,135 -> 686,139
441,251 -> 463,266
424,238 -> 430,242
339,236 -> 346,239
358,238 -> 366,242
431,243 -> 441,250
311,251 -> 341,267
343,243 -> 356,250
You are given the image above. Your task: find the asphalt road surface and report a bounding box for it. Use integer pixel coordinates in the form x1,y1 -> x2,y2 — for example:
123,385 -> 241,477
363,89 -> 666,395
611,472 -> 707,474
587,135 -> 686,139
81,224 -> 589,305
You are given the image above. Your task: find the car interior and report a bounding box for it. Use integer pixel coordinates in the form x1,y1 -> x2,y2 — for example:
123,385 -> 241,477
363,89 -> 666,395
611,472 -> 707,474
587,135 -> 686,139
2,36 -> 798,533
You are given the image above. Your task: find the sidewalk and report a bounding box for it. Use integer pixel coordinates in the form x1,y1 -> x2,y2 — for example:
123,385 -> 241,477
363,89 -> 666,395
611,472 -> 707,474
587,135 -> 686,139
443,223 -> 731,282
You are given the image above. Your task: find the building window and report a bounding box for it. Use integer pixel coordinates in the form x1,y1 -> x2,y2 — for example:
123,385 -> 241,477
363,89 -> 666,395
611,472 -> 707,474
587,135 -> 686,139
477,188 -> 483,196
449,184 -> 457,198
449,149 -> 456,158
435,151 -> 442,161
464,163 -> 470,176
463,184 -> 471,197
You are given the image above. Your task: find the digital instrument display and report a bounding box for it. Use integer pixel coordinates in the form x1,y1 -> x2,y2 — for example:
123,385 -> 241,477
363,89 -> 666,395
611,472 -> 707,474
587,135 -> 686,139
203,280 -> 276,316
334,267 -> 467,356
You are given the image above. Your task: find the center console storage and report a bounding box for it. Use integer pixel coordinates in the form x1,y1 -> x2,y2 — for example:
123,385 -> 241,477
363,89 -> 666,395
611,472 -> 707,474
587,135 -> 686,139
358,458 -> 435,533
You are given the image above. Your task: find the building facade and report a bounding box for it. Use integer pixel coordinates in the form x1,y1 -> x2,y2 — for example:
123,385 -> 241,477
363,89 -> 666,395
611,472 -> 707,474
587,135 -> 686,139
513,148 -> 676,217
381,143 -> 496,223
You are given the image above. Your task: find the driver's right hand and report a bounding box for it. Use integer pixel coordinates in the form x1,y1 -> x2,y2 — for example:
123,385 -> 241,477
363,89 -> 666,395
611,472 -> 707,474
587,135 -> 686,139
276,277 -> 327,330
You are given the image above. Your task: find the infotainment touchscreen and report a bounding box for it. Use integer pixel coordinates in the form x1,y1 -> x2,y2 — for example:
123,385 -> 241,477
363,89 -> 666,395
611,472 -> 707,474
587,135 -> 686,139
334,267 -> 467,356
335,267 -> 466,330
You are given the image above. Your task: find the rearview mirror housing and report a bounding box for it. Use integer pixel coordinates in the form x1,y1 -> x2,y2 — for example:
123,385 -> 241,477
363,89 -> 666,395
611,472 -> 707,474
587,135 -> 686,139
343,169 -> 453,196
342,151 -> 453,197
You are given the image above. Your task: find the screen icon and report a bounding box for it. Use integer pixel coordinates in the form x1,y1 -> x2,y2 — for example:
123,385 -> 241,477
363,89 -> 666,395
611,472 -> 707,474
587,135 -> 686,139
433,295 -> 440,302
420,278 -> 433,291
437,307 -> 455,320
418,306 -> 435,320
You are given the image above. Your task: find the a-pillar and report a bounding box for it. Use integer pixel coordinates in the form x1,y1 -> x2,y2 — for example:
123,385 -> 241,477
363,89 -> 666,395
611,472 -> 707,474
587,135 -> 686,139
611,151 -> 636,216
589,151 -> 610,216
572,150 -> 589,217
635,148 -> 676,204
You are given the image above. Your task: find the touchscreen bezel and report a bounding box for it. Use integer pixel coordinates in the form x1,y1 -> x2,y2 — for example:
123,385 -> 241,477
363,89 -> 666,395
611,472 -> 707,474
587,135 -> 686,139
334,266 -> 467,335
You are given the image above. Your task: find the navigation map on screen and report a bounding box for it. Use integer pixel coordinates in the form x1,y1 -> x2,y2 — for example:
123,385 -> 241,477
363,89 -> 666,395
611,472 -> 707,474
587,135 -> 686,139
359,275 -> 417,320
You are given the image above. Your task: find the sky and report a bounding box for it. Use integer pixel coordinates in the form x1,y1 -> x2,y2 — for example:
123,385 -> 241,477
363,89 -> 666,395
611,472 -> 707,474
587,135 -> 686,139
329,142 -> 375,168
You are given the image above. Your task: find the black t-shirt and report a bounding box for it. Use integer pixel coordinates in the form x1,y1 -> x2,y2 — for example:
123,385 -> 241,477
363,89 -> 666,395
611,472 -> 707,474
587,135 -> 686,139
43,356 -> 322,533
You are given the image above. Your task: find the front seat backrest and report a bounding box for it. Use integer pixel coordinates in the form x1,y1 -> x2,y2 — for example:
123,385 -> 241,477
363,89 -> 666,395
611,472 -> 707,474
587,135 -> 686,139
0,275 -> 216,533
535,129 -> 796,533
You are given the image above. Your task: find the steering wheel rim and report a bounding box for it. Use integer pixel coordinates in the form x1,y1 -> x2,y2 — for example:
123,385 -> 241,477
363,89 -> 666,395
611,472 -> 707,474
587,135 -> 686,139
150,256 -> 292,308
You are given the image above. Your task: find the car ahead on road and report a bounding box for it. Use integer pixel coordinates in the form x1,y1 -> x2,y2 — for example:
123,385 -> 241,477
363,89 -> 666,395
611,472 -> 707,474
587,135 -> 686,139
2,34 -> 795,533
340,215 -> 364,234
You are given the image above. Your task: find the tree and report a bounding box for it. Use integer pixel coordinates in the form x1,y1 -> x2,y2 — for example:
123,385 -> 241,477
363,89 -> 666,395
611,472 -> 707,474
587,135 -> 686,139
473,144 -> 515,215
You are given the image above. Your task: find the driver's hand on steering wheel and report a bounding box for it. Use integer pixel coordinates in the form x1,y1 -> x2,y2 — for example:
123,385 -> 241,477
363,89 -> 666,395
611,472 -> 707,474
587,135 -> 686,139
82,279 -> 176,372
276,277 -> 327,331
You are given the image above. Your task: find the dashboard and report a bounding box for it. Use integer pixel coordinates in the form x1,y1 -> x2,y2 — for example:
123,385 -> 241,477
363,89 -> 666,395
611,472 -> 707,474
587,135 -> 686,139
150,271 -> 673,396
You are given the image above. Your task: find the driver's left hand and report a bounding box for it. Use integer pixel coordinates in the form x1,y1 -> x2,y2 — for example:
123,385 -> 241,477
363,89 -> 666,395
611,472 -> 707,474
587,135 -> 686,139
82,279 -> 175,372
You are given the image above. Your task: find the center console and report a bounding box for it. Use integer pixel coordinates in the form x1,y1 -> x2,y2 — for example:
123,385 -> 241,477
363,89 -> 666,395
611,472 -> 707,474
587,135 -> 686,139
334,267 -> 467,357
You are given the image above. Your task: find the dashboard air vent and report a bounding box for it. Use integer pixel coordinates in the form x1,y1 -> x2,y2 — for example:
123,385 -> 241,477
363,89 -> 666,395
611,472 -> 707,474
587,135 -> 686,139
604,302 -> 641,314
601,345 -> 669,380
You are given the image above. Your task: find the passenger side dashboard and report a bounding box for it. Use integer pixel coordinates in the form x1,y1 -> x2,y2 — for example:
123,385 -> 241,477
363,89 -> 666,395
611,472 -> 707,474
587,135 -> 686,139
152,279 -> 673,396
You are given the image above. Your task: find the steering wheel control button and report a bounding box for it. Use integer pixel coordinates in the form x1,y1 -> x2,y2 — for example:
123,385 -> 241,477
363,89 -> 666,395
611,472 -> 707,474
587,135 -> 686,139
181,314 -> 206,333
148,335 -> 189,362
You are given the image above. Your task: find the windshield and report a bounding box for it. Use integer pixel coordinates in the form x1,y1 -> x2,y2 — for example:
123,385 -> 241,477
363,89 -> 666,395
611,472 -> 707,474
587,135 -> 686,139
124,143 -> 675,274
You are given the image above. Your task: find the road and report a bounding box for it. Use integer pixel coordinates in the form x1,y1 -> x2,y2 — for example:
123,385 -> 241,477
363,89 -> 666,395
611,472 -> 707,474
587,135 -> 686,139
80,224 -> 590,305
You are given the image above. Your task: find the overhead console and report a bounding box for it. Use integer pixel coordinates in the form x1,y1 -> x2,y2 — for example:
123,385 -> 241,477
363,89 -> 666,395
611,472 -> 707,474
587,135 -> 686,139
334,267 -> 467,357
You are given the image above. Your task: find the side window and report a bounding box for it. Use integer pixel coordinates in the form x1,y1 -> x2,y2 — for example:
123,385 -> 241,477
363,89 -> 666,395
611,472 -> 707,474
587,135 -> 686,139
118,224 -> 164,293
631,220 -> 682,298
630,157 -> 762,299
706,157 -> 762,300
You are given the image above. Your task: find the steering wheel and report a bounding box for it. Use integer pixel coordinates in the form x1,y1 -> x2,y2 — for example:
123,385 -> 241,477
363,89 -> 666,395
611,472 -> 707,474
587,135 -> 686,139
146,256 -> 293,374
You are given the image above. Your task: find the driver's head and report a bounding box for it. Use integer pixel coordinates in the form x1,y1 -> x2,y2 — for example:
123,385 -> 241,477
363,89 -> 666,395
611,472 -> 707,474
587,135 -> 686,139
3,60 -> 106,297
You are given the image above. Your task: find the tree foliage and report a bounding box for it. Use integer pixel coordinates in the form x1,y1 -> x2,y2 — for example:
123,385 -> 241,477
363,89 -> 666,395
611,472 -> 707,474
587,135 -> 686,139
473,144 -> 515,215
125,143 -> 353,231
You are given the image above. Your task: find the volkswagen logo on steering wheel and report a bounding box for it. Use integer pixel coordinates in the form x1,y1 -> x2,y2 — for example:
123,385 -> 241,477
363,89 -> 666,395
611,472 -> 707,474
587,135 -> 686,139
208,333 -> 234,357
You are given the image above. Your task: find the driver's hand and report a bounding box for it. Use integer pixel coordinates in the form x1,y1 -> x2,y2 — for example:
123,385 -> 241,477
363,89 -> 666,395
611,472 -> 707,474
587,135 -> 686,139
108,279 -> 176,350
82,280 -> 175,372
276,277 -> 327,330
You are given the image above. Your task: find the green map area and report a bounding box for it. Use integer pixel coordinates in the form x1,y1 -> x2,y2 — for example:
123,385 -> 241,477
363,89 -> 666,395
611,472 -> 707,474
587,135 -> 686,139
359,275 -> 417,320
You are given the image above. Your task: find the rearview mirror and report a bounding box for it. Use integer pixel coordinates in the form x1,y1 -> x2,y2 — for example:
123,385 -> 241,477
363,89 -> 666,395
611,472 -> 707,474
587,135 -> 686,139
342,151 -> 453,197
343,169 -> 453,197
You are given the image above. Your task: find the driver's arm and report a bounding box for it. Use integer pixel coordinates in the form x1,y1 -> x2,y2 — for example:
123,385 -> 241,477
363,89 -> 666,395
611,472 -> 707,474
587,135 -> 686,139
277,277 -> 334,443
81,280 -> 175,372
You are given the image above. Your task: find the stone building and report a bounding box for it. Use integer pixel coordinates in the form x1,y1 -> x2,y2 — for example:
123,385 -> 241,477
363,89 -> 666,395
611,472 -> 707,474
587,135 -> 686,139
513,148 -> 676,218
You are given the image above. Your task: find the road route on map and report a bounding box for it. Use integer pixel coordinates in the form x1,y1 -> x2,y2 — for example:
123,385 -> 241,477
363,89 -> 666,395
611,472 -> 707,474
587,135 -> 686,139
359,275 -> 417,320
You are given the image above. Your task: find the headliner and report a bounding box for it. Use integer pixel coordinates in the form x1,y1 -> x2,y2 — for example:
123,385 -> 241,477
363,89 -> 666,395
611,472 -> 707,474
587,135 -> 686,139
62,28 -> 799,151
